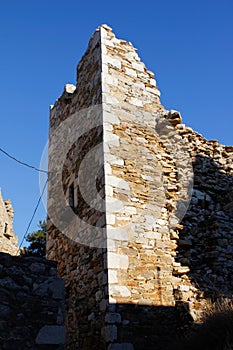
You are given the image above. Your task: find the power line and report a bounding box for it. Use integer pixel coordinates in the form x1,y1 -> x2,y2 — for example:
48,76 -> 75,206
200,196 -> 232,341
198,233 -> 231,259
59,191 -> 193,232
18,178 -> 48,252
0,146 -> 49,252
0,146 -> 49,174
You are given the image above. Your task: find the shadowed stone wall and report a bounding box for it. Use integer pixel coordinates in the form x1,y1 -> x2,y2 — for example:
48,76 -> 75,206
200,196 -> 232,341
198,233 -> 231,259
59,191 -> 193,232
47,27 -> 109,349
0,252 -> 65,350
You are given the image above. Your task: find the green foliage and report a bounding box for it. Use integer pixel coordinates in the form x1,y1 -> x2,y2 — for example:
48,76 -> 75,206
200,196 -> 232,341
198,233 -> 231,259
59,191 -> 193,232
20,220 -> 46,258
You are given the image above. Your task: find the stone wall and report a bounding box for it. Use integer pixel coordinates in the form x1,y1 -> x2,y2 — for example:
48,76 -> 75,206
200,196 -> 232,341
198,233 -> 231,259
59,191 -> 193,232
0,252 -> 65,350
47,24 -> 233,349
47,27 -> 109,349
174,124 -> 233,321
0,192 -> 18,255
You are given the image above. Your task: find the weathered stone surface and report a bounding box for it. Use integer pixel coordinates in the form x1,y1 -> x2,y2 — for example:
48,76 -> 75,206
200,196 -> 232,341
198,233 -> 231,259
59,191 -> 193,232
36,325 -> 65,344
0,192 -> 18,255
0,253 -> 65,349
47,24 -> 233,350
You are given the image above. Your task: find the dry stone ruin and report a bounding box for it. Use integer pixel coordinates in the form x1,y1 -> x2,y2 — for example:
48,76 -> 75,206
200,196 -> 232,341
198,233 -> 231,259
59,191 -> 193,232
41,24 -> 233,349
0,191 -> 18,255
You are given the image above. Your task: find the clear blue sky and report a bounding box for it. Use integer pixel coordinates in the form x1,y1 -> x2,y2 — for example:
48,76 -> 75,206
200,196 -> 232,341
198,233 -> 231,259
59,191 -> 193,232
0,0 -> 232,245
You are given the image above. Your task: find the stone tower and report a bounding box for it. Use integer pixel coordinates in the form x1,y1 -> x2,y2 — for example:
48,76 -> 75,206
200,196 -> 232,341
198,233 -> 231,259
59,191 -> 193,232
47,25 -> 233,349
0,190 -> 18,255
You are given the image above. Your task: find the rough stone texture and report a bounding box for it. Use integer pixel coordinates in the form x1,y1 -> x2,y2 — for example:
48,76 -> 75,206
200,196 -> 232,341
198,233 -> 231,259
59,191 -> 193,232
36,325 -> 65,345
0,252 -> 65,350
47,26 -> 108,350
47,24 -> 233,349
174,128 -> 233,323
0,191 -> 18,255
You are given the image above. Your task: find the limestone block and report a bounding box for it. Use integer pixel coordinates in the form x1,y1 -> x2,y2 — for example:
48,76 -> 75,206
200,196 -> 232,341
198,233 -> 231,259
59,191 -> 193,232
132,61 -> 145,72
106,197 -> 124,213
150,78 -> 156,86
100,299 -> 108,312
104,122 -> 114,131
124,67 -> 137,77
145,86 -> 161,96
144,231 -> 162,240
106,213 -> 116,225
107,176 -> 130,190
36,326 -> 65,344
108,227 -> 128,241
102,83 -> 110,93
102,63 -> 109,73
95,290 -> 103,301
192,189 -> 212,201
105,162 -> 112,174
124,206 -> 137,215
130,97 -> 143,107
103,94 -> 119,105
156,219 -> 167,226
65,84 -> 76,94
107,157 -> 124,166
141,174 -> 154,182
108,253 -> 129,269
48,278 -> 65,300
105,75 -> 119,86
104,131 -> 120,146
103,111 -> 120,125
106,185 -> 114,196
125,50 -> 140,62
144,215 -> 156,230
108,270 -> 118,284
107,239 -> 116,252
178,285 -> 190,292
105,312 -> 121,324
109,285 -> 131,297
102,325 -> 117,342
173,266 -> 190,275
103,55 -> 121,69
109,297 -> 117,304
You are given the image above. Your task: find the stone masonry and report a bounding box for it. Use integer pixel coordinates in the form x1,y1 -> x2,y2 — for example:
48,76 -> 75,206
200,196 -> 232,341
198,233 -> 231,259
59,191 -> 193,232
0,252 -> 65,350
0,191 -> 18,255
0,192 -> 66,349
47,25 -> 233,349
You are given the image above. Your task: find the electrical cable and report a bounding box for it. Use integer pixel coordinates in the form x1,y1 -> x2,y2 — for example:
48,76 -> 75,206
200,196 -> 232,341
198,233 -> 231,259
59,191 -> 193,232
0,146 -> 48,174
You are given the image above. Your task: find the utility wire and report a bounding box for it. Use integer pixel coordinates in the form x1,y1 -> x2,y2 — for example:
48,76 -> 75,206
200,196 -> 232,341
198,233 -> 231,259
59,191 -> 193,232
18,178 -> 48,252
0,146 -> 49,251
0,146 -> 49,174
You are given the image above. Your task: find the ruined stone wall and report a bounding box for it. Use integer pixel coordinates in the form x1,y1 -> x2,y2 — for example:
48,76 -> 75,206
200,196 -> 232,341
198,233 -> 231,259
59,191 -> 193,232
47,28 -> 109,349
47,24 -> 233,349
0,192 -> 18,255
101,25 -> 175,305
173,125 -> 233,322
0,252 -> 65,349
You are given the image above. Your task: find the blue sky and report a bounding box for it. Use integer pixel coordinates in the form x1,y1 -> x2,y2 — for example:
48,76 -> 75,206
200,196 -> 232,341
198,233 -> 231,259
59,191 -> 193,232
0,0 -> 232,245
